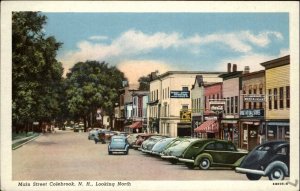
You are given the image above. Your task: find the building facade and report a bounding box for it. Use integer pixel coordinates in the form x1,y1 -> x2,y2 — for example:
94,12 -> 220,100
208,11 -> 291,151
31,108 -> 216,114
149,71 -> 224,137
219,64 -> 243,147
261,55 -> 290,143
239,70 -> 265,150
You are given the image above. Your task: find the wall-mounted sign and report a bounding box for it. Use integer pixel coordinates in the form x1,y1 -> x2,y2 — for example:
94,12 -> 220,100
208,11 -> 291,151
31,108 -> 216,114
240,109 -> 264,118
244,95 -> 265,102
180,110 -> 191,122
210,104 -> 224,111
170,91 -> 190,98
204,116 -> 218,121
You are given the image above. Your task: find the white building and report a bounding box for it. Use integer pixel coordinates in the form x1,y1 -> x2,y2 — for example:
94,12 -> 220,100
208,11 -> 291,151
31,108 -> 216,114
148,71 -> 224,137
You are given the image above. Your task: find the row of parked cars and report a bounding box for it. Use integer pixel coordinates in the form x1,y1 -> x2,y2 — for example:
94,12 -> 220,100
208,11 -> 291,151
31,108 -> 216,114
127,133 -> 290,181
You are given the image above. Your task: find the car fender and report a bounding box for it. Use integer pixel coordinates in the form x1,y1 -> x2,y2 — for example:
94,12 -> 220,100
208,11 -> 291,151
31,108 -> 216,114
264,161 -> 289,176
233,155 -> 246,167
195,153 -> 213,166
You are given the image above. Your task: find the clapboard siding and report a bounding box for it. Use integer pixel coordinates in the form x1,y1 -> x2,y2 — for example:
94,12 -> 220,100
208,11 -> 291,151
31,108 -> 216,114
265,64 -> 290,120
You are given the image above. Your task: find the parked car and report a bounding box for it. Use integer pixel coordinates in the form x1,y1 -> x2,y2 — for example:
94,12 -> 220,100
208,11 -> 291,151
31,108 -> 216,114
141,136 -> 169,154
108,135 -> 130,155
161,138 -> 199,164
178,139 -> 248,170
88,129 -> 99,140
235,141 -> 289,180
127,133 -> 141,148
132,134 -> 153,150
151,138 -> 176,156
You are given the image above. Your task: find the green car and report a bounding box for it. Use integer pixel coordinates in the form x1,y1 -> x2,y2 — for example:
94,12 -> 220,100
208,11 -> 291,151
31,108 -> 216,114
178,139 -> 248,170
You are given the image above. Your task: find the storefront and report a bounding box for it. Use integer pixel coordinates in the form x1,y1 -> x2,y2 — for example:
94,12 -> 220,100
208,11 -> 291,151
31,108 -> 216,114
177,122 -> 192,137
220,119 -> 239,147
263,120 -> 290,142
240,109 -> 264,150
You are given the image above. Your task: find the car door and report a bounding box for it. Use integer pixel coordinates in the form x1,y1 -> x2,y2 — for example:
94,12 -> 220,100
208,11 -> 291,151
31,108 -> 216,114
209,142 -> 227,164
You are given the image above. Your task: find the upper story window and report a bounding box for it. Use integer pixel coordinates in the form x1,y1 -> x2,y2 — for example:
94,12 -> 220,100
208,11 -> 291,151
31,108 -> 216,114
274,88 -> 278,109
279,87 -> 284,109
268,89 -> 272,110
182,87 -> 189,91
286,86 -> 290,108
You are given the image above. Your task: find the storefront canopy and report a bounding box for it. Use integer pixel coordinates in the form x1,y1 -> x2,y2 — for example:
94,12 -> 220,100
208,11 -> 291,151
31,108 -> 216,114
194,120 -> 219,133
128,121 -> 142,129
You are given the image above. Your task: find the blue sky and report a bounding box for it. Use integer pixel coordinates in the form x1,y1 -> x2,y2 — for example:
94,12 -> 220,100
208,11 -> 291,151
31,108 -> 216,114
43,13 -> 289,84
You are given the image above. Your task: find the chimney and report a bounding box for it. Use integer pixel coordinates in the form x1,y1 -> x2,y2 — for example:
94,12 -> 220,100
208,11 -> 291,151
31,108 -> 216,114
233,64 -> 237,72
227,63 -> 231,73
244,66 -> 250,74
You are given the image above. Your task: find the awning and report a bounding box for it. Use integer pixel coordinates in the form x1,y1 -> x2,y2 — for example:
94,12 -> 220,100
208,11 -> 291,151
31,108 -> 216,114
194,120 -> 219,133
128,121 -> 142,129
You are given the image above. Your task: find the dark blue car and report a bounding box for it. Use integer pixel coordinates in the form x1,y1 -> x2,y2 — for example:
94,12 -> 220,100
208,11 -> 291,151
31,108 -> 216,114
108,135 -> 129,155
236,141 -> 289,180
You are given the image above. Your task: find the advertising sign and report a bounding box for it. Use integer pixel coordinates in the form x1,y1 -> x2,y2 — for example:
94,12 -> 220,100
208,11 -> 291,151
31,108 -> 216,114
180,110 -> 191,122
170,91 -> 190,98
210,104 -> 224,111
240,109 -> 264,118
244,95 -> 265,102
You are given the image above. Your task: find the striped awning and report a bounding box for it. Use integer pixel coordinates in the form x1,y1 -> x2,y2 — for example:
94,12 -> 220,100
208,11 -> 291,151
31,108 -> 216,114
128,121 -> 142,129
194,120 -> 219,133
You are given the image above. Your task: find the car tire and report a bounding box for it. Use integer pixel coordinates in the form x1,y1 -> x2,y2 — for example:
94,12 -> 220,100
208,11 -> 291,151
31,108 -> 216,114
125,150 -> 129,155
268,167 -> 285,180
246,173 -> 261,180
199,158 -> 211,170
108,151 -> 112,155
186,163 -> 195,169
170,159 -> 177,164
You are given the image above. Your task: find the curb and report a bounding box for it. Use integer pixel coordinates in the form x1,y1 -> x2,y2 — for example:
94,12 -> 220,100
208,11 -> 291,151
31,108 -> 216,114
12,134 -> 42,150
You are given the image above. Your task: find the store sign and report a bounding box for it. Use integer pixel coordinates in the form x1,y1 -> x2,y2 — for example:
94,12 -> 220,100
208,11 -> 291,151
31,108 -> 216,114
180,110 -> 191,122
170,91 -> 190,98
204,116 -> 218,121
244,95 -> 265,102
210,104 -> 224,112
240,109 -> 264,118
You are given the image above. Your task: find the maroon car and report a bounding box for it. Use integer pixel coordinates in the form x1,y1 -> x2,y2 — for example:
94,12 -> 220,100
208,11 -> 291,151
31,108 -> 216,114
132,134 -> 153,150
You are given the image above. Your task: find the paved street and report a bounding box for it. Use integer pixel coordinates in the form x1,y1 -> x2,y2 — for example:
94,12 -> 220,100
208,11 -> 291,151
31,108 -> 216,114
13,130 -> 249,181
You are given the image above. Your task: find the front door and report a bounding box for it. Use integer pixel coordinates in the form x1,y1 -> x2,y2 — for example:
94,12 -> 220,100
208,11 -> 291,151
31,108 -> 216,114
248,125 -> 258,151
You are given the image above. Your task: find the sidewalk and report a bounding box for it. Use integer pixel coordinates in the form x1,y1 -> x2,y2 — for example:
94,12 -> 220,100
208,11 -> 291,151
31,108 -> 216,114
12,133 -> 41,150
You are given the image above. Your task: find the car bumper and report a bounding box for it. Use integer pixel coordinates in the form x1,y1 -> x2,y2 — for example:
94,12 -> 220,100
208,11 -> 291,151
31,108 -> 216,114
109,149 -> 128,152
141,149 -> 152,153
151,151 -> 160,155
235,167 -> 265,176
178,158 -> 194,163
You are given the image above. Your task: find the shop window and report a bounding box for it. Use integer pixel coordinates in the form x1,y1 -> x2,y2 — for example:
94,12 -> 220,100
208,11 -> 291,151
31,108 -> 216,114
268,89 -> 272,110
274,88 -> 278,109
279,87 -> 284,109
286,86 -> 290,108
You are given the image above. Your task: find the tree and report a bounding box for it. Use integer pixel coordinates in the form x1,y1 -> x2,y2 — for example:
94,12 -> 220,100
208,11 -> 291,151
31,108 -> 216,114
138,71 -> 159,91
65,61 -> 126,131
12,12 -> 64,132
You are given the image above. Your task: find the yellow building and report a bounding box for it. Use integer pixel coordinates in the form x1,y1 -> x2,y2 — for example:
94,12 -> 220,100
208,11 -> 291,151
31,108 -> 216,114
261,55 -> 290,142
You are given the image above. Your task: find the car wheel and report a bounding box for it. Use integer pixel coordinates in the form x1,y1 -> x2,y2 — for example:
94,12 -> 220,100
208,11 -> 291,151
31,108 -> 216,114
268,167 -> 285,180
186,163 -> 195,169
246,173 -> 261,180
170,159 -> 177,164
199,158 -> 210,170
108,151 -> 112,155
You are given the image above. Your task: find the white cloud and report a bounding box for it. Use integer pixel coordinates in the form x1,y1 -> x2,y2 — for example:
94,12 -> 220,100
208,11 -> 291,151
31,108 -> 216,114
59,29 -> 284,75
116,60 -> 174,85
88,35 -> 108,41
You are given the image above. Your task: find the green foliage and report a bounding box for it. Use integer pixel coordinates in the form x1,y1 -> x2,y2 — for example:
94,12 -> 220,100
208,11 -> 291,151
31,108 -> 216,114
65,61 -> 125,123
12,12 -> 64,128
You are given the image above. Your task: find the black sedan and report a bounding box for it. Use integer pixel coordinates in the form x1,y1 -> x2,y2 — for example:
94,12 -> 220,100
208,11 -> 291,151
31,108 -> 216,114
235,141 -> 289,180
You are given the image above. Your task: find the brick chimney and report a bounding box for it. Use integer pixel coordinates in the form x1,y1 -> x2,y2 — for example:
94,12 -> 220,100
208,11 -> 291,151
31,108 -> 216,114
233,64 -> 237,72
227,63 -> 231,73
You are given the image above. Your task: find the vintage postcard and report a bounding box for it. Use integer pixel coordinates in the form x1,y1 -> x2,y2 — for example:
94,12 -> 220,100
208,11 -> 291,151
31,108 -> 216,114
1,1 -> 299,191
